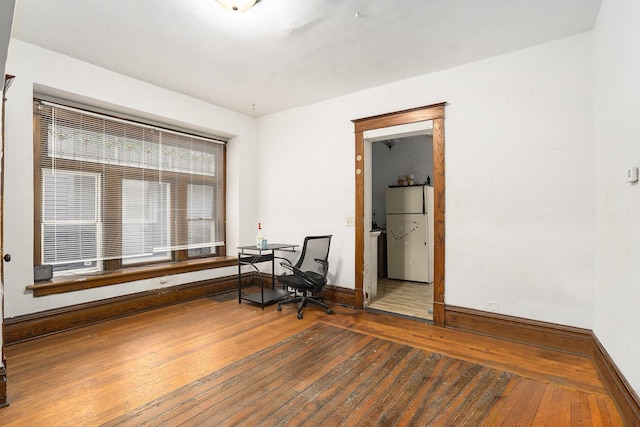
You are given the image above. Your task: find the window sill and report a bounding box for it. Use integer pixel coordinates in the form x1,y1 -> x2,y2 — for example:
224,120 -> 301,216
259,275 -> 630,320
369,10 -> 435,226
26,257 -> 239,297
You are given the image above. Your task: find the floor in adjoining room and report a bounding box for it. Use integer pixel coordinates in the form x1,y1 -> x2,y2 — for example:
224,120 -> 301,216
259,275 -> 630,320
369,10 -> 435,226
367,278 -> 433,321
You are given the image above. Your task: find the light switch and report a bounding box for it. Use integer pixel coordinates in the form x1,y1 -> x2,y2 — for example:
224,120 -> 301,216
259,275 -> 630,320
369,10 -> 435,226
626,167 -> 639,183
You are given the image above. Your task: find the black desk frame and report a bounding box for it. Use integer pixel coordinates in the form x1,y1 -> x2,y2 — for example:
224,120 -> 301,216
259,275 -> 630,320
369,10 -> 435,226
237,243 -> 298,309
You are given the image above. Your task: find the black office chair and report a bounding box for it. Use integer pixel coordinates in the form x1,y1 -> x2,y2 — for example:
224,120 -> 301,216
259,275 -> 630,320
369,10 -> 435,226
276,235 -> 334,319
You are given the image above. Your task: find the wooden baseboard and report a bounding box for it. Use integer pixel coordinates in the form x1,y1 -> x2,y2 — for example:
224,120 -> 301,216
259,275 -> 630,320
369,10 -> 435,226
4,273 -> 252,345
444,305 -> 640,425
590,332 -> 640,424
320,284 -> 355,307
444,305 -> 594,356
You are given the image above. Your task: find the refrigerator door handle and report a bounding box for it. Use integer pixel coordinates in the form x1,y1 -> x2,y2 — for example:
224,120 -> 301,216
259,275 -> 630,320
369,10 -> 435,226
422,187 -> 426,213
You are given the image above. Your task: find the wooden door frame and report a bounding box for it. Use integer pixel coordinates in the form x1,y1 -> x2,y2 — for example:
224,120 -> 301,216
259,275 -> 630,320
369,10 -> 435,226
1,74 -> 15,407
352,103 -> 446,326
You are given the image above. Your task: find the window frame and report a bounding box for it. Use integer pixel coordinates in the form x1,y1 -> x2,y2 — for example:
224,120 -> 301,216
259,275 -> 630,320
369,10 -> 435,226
31,99 -> 232,295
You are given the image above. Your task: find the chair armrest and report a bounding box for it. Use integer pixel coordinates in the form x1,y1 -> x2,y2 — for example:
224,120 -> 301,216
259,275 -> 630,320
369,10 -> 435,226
279,259 -> 294,273
314,258 -> 328,273
274,256 -> 291,264
314,258 -> 328,267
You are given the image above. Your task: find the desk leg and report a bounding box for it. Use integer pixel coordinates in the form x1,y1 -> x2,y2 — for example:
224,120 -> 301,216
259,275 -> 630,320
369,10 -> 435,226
257,267 -> 264,310
271,255 -> 275,289
238,256 -> 241,304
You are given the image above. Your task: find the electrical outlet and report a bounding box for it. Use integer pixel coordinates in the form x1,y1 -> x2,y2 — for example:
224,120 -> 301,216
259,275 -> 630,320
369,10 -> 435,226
485,300 -> 500,312
346,216 -> 355,227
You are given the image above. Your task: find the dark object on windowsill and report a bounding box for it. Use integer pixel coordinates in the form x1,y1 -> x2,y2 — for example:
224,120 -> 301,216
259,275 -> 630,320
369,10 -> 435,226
34,264 -> 53,282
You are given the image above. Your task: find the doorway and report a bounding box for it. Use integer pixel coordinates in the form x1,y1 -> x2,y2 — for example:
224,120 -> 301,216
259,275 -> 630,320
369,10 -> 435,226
366,126 -> 434,320
352,103 -> 445,326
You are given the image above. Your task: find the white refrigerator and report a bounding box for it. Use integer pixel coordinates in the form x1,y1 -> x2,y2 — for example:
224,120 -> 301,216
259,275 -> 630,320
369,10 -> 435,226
385,185 -> 434,283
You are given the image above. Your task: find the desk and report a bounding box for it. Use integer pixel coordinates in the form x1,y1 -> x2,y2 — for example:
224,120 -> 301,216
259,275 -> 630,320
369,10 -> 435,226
237,243 -> 298,309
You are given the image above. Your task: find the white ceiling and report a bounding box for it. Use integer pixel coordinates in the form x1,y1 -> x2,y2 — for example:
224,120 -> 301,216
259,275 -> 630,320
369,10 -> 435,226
10,0 -> 602,117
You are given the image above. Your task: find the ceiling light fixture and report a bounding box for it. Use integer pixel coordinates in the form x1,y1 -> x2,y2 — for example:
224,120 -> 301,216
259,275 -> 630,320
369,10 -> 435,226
382,139 -> 397,150
216,0 -> 260,12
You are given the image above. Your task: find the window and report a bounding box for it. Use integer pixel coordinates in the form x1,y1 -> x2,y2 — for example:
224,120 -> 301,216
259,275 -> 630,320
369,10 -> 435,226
35,99 -> 226,277
42,170 -> 101,274
187,184 -> 217,257
121,179 -> 171,265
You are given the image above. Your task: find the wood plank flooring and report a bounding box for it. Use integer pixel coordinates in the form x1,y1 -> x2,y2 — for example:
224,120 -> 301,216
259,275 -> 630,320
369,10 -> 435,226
368,278 -> 433,320
1,296 -> 622,426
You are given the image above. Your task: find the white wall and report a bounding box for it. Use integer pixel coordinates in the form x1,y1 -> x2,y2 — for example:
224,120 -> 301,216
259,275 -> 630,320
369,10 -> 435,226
593,0 -> 640,396
443,33 -> 595,327
3,40 -> 258,318
258,32 -> 595,329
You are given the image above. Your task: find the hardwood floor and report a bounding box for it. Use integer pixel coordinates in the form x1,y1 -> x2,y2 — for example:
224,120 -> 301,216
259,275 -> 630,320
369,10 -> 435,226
1,295 -> 622,426
368,278 -> 433,321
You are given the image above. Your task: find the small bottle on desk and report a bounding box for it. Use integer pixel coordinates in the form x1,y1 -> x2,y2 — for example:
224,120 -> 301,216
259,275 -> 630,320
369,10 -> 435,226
257,222 -> 263,249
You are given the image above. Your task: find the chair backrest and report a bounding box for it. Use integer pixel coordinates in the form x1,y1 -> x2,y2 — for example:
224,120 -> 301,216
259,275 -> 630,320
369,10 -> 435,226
295,235 -> 332,277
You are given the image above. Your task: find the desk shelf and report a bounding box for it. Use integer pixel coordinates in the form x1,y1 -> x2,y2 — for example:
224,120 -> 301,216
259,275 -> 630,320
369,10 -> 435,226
237,243 -> 298,309
240,288 -> 291,305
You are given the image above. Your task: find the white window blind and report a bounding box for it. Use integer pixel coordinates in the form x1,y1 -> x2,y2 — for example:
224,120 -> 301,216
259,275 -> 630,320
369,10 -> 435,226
187,184 -> 216,257
42,170 -> 101,273
38,100 -> 226,274
121,179 -> 171,264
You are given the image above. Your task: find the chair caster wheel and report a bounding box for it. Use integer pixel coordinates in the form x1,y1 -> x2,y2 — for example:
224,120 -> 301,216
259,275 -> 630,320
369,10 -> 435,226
277,306 -> 282,312
327,309 -> 334,315
297,313 -> 303,319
